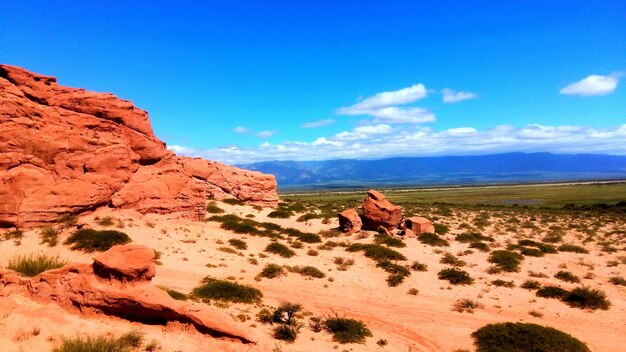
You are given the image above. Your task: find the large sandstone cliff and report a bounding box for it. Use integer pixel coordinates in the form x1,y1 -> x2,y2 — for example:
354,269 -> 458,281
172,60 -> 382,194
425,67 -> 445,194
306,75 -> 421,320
0,64 -> 278,228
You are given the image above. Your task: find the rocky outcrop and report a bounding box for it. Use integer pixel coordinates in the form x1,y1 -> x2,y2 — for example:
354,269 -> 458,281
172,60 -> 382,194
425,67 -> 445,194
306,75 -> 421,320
338,208 -> 362,233
0,64 -> 278,228
402,216 -> 435,234
361,190 -> 403,230
0,244 -> 255,346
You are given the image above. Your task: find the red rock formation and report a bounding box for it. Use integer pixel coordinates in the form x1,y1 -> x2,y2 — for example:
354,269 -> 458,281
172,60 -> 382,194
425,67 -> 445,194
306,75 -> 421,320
360,189 -> 402,230
0,244 -> 256,347
0,64 -> 278,228
338,208 -> 362,233
402,216 -> 435,234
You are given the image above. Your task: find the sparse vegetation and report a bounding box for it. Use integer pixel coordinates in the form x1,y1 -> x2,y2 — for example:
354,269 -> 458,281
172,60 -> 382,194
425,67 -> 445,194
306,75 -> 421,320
488,250 -> 523,272
346,243 -> 406,262
609,276 -> 626,286
157,285 -> 188,300
374,234 -> 406,248
536,286 -> 570,300
228,238 -> 248,250
39,226 -> 60,247
260,263 -> 285,279
563,286 -> 610,310
287,265 -> 326,278
558,244 -> 589,254
554,270 -> 581,283
222,198 -> 244,206
64,229 -> 131,252
265,242 -> 296,258
410,261 -> 428,272
453,298 -> 483,313
438,268 -> 474,285
191,277 -> 262,303
7,253 -> 67,277
471,322 -> 590,352
323,315 -> 373,344
52,330 -> 144,352
417,232 -> 449,247
206,201 -> 225,213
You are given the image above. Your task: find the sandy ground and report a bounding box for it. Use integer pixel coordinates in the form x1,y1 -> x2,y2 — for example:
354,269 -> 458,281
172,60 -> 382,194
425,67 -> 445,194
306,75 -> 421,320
1,202 -> 625,351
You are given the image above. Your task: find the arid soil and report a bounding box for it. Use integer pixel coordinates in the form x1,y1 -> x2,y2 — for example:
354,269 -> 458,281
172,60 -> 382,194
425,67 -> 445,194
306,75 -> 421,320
1,199 -> 625,352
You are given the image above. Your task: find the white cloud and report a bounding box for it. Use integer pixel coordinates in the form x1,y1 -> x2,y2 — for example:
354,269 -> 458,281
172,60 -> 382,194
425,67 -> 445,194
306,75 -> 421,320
353,124 -> 392,134
255,130 -> 275,139
560,74 -> 619,96
441,88 -> 478,103
336,83 -> 434,124
301,119 -> 335,128
446,127 -> 477,135
167,144 -> 193,154
233,126 -> 251,133
369,107 -> 435,124
169,124 -> 626,164
343,84 -> 428,111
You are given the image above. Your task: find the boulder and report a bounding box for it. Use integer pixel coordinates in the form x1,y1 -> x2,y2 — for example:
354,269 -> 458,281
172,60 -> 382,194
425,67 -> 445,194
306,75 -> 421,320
338,208 -> 362,233
361,190 -> 402,230
0,244 -> 255,347
403,216 -> 435,234
92,244 -> 156,282
0,64 -> 278,228
403,228 -> 417,239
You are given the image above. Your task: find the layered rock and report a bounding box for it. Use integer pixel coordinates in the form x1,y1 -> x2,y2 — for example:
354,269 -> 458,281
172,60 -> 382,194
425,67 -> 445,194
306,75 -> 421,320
402,216 -> 435,235
361,189 -> 403,230
338,208 -> 362,233
0,64 -> 278,228
0,244 -> 255,347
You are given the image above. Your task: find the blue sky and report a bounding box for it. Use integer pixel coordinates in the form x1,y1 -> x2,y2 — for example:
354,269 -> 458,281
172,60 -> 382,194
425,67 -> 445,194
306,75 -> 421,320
2,1 -> 625,163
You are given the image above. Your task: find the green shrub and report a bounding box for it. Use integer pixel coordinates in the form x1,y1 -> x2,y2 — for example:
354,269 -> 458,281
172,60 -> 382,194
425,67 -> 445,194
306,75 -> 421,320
469,241 -> 490,252
410,261 -> 428,272
440,252 -> 466,267
519,247 -> 545,257
434,223 -> 450,234
228,238 -> 248,250
297,213 -> 320,222
346,243 -> 406,262
323,316 -> 372,344
265,242 -> 296,258
554,271 -> 580,283
374,235 -> 406,248
536,286 -> 569,299
488,250 -> 523,272
456,233 -> 494,243
471,322 -> 590,352
95,216 -> 115,227
417,232 -> 449,247
521,280 -> 541,290
260,263 -> 285,279
39,226 -> 59,247
282,228 -> 322,243
52,330 -> 144,352
563,286 -> 611,310
518,239 -> 558,254
191,277 -> 262,303
491,279 -> 515,288
438,268 -> 474,285
206,202 -> 225,214
2,229 -> 23,244
222,198 -> 244,206
609,276 -> 626,286
558,244 -> 589,254
268,209 -> 293,219
7,253 -> 67,277
273,324 -> 301,342
377,261 -> 411,287
157,285 -> 188,300
288,265 -> 326,278
272,302 -> 302,325
64,229 -> 131,252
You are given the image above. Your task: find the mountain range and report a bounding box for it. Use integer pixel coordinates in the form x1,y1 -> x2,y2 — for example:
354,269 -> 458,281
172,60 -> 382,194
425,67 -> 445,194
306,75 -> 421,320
238,153 -> 626,189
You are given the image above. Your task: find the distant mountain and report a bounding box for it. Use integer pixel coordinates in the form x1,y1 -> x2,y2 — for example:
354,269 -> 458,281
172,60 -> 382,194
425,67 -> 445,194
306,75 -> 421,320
238,153 -> 626,189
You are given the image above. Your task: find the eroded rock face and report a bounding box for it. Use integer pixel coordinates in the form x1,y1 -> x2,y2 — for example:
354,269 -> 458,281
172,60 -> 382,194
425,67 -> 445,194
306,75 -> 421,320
0,64 -> 278,228
338,208 -> 362,233
0,244 -> 255,346
402,216 -> 435,234
361,190 -> 403,230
